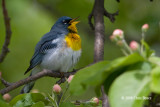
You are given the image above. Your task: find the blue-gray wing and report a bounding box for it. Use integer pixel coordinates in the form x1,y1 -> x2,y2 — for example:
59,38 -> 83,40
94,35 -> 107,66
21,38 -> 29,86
24,32 -> 60,74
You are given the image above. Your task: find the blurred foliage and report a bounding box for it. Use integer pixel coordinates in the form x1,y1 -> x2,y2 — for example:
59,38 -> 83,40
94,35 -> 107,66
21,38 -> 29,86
0,0 -> 160,103
109,70 -> 150,107
9,93 -> 48,107
69,53 -> 145,95
69,46 -> 160,107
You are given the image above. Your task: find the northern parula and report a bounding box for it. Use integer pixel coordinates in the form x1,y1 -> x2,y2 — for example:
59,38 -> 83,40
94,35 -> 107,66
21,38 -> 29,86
21,16 -> 81,93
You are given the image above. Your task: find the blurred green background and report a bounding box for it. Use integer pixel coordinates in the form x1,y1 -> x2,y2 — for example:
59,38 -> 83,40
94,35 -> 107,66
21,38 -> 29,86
0,0 -> 160,100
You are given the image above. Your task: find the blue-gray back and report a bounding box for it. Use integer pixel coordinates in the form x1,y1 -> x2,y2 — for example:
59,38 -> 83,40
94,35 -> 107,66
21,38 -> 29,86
24,31 -> 65,74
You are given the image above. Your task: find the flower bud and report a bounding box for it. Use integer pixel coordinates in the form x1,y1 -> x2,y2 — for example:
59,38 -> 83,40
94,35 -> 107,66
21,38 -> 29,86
110,35 -> 115,41
3,93 -> 11,102
0,72 -> 1,78
91,97 -> 99,105
129,41 -> 139,51
116,40 -> 124,46
31,89 -> 39,93
53,84 -> 61,94
67,75 -> 74,83
112,29 -> 124,39
142,24 -> 149,32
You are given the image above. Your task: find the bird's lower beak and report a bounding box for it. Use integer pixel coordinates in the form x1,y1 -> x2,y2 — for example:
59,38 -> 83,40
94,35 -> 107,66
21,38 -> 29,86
69,17 -> 80,24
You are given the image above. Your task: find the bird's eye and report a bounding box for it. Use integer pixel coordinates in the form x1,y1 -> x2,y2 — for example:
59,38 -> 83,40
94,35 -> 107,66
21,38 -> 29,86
62,20 -> 67,24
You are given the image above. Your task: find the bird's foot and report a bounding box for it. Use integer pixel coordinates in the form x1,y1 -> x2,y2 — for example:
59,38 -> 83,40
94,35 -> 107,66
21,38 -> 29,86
59,72 -> 64,78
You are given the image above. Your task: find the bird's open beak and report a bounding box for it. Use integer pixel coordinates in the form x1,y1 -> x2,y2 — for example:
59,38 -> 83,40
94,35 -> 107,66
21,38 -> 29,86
69,16 -> 80,24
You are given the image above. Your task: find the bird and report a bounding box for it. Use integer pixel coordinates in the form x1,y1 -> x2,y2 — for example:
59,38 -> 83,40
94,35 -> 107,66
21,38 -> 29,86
20,16 -> 81,93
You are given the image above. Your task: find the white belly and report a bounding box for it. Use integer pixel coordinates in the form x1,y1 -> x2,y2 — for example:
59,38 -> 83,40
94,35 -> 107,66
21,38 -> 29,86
40,47 -> 81,72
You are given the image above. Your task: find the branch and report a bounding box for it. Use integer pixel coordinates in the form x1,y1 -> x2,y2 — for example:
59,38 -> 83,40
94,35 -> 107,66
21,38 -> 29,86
146,93 -> 160,107
116,0 -> 120,3
93,0 -> 105,61
0,77 -> 12,87
88,4 -> 118,31
0,69 -> 78,95
88,0 -> 112,106
101,86 -> 110,107
0,0 -> 12,63
88,12 -> 94,30
104,9 -> 119,23
56,69 -> 78,84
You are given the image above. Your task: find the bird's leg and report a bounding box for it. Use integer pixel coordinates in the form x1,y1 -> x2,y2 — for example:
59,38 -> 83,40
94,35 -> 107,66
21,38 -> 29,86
59,72 -> 64,78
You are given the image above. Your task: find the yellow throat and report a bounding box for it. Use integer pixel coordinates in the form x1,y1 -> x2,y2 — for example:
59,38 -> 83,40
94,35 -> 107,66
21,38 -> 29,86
65,21 -> 81,51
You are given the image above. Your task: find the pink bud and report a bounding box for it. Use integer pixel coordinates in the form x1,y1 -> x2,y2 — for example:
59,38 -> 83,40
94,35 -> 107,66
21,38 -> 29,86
110,35 -> 115,41
112,29 -> 124,38
110,35 -> 118,43
3,93 -> 11,102
67,75 -> 74,83
0,72 -> 1,78
129,41 -> 139,51
91,97 -> 99,105
53,84 -> 61,94
142,24 -> 149,32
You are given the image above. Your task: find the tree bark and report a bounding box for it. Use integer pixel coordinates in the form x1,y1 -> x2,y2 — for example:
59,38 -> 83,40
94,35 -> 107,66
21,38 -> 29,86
93,0 -> 109,107
93,0 -> 105,62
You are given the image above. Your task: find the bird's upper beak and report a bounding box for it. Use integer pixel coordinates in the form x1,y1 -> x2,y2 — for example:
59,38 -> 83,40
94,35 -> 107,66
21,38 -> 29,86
69,17 -> 80,25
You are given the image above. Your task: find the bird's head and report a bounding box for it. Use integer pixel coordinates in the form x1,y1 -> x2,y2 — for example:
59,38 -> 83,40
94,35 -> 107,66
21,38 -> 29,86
51,16 -> 80,33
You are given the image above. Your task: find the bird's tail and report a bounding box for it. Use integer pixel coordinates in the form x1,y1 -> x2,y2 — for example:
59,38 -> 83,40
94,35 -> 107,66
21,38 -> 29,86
20,67 -> 41,94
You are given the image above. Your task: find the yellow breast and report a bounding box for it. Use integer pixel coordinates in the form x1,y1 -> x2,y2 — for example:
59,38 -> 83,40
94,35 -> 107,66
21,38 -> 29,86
65,33 -> 81,51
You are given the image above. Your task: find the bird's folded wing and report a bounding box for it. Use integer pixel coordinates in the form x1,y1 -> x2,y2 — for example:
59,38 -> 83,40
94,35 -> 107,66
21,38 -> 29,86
24,33 -> 60,74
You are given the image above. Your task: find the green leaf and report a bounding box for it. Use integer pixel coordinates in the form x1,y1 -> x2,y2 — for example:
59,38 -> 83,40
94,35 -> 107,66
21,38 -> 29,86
149,56 -> 160,66
79,104 -> 92,107
126,62 -> 151,73
10,93 -> 48,107
0,94 -> 4,101
11,94 -> 34,107
59,102 -> 76,107
103,53 -> 145,72
47,93 -> 58,107
9,94 -> 25,106
31,101 -> 45,107
31,93 -> 48,105
104,66 -> 127,94
109,71 -> 151,107
69,61 -> 109,95
150,66 -> 160,93
79,100 -> 102,107
0,100 -> 11,107
104,61 -> 151,94
141,40 -> 154,58
70,53 -> 144,96
103,53 -> 145,93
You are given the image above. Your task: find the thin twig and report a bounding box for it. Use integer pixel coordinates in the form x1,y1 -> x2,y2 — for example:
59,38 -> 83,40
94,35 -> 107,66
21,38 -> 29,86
0,77 -> 12,87
101,86 -> 110,107
56,77 -> 66,85
88,12 -> 94,30
0,69 -> 78,95
116,0 -> 120,2
56,69 -> 78,84
104,9 -> 119,23
0,0 -> 12,63
145,93 -> 160,107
